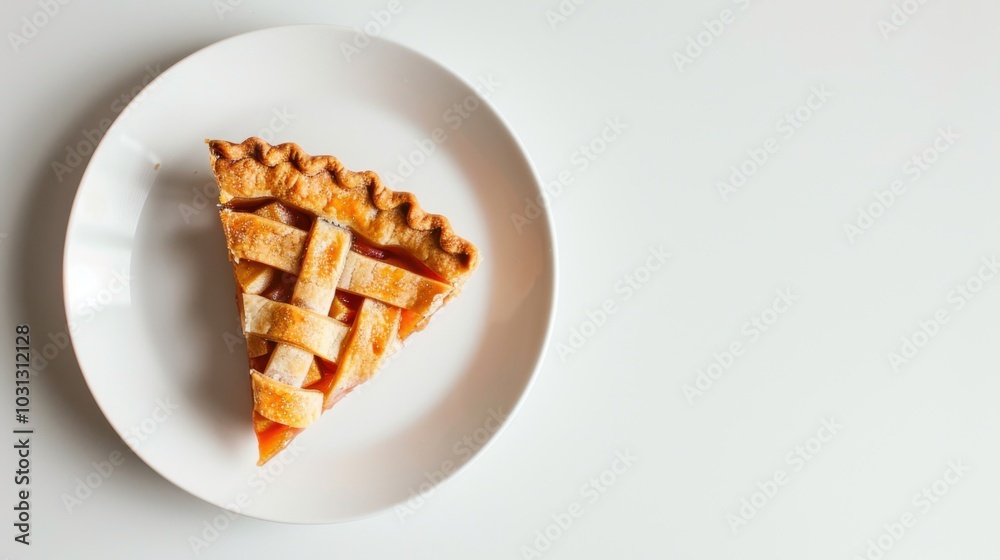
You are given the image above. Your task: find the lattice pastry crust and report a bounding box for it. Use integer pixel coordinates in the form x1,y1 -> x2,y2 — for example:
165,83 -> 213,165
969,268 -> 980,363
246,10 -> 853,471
207,137 -> 480,465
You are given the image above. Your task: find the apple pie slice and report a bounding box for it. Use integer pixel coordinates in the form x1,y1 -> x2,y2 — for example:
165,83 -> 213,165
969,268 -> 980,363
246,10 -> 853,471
207,137 -> 480,465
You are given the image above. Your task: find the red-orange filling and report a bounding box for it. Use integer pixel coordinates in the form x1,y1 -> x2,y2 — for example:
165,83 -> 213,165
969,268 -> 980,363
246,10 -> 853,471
350,233 -> 448,283
253,412 -> 304,465
334,291 -> 363,324
253,361 -> 359,463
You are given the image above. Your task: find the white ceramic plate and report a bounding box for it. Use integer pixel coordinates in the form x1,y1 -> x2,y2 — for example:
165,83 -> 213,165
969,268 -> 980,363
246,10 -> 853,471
62,25 -> 556,523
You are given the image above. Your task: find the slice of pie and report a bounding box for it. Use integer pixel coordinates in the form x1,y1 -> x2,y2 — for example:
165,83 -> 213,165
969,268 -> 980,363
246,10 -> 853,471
207,137 -> 480,465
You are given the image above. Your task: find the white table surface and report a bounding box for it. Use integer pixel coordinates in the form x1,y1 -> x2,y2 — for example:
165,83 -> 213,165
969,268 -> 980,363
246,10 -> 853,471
3,0 -> 1000,558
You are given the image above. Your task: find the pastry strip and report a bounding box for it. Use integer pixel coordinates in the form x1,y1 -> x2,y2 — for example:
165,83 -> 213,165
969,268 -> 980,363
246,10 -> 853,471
250,370 -> 322,428
327,298 -> 401,406
242,294 -> 349,363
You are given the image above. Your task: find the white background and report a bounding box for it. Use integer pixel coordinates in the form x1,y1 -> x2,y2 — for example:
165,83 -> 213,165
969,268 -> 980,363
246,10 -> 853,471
3,0 -> 1000,558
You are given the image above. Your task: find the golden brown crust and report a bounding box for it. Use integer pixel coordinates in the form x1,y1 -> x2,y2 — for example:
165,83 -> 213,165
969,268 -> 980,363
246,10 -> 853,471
207,137 -> 480,288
